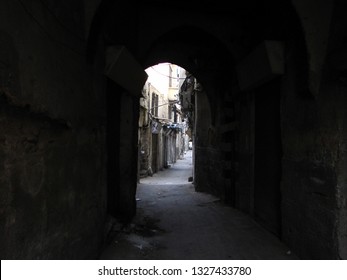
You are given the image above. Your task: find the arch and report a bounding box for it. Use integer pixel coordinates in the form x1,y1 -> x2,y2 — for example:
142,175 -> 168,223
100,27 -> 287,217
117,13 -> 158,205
86,0 -> 344,259
141,25 -> 235,127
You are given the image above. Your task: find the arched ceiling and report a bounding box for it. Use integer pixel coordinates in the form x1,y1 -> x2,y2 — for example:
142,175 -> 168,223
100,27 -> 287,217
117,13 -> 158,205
141,26 -> 235,92
88,0 -> 307,97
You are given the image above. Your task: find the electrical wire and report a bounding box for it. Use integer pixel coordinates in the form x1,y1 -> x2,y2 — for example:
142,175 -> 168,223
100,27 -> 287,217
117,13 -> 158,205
148,66 -> 188,80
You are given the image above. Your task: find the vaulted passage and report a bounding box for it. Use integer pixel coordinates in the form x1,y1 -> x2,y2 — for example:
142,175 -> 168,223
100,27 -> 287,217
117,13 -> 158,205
1,0 -> 347,260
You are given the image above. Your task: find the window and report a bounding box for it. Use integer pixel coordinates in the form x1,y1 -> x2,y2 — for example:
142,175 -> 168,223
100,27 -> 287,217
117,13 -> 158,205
169,64 -> 173,87
151,93 -> 159,117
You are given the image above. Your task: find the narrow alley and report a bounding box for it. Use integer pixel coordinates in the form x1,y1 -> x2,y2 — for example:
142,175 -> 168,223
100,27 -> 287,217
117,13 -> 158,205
2,0 -> 347,263
99,150 -> 296,260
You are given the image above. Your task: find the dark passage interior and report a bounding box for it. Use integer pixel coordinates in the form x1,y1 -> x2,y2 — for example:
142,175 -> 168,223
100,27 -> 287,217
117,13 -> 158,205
1,0 -> 347,260
100,150 -> 296,259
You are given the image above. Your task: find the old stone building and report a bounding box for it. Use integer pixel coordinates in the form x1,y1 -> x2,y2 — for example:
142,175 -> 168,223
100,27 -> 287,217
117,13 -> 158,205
1,0 -> 347,259
138,64 -> 186,178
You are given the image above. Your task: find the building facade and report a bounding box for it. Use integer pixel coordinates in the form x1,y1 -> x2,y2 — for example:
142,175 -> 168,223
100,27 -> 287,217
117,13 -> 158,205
138,64 -> 188,179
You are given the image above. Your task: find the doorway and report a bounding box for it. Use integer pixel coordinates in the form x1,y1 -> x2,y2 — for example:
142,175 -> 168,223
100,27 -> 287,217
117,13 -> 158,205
253,78 -> 282,236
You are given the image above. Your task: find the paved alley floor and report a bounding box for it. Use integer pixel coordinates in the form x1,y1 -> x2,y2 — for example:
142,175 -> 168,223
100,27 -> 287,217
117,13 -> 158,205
99,150 -> 298,260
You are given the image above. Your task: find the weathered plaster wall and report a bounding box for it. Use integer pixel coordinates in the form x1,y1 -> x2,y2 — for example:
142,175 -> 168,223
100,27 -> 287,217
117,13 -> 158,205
0,0 -> 107,259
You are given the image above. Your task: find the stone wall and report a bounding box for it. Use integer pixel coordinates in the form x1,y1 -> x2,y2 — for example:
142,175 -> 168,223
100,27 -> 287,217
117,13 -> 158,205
280,6 -> 341,258
0,0 -> 107,259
